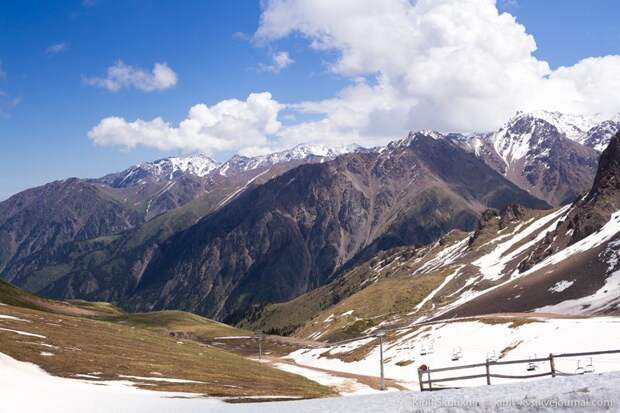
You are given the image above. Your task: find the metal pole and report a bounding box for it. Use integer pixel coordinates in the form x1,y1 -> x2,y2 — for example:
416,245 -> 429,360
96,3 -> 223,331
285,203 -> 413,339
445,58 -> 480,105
485,359 -> 491,385
257,332 -> 264,361
379,335 -> 385,390
549,353 -> 556,378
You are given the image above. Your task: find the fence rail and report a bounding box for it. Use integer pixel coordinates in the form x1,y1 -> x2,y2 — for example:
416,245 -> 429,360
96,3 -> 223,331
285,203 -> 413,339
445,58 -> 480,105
417,348 -> 620,391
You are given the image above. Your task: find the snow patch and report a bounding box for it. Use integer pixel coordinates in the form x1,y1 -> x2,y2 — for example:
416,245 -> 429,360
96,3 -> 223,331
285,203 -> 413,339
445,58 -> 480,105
0,327 -> 46,339
549,280 -> 574,293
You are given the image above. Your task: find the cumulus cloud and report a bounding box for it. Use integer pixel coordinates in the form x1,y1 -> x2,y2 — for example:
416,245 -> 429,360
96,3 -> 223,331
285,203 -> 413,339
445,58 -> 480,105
88,0 -> 620,156
45,42 -> 69,55
255,0 -> 620,147
88,92 -> 283,154
259,51 -> 294,73
83,61 -> 177,92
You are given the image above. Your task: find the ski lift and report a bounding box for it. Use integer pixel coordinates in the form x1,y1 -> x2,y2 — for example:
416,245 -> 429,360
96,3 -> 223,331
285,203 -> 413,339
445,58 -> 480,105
526,355 -> 538,372
427,341 -> 435,355
575,360 -> 585,375
451,347 -> 462,361
584,357 -> 595,374
420,344 -> 427,356
486,350 -> 498,362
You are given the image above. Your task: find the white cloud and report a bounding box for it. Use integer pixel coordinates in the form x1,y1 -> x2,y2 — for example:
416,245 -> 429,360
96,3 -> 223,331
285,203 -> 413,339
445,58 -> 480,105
88,92 -> 283,154
88,0 -> 620,156
83,61 -> 178,92
46,42 -> 69,55
255,0 -> 620,147
259,51 -> 294,73
232,31 -> 251,41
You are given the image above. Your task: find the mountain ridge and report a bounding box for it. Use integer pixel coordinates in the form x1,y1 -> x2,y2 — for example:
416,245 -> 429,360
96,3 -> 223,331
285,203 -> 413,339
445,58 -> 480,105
42,133 -> 547,321
238,134 -> 620,339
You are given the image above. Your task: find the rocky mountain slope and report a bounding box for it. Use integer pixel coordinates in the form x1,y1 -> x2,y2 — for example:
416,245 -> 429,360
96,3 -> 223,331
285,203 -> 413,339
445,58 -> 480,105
449,111 -> 613,207
0,179 -> 143,275
2,111 -> 616,327
37,133 -> 547,321
486,112 -> 599,206
407,111 -> 617,207
0,144 -> 358,285
244,133 -> 620,341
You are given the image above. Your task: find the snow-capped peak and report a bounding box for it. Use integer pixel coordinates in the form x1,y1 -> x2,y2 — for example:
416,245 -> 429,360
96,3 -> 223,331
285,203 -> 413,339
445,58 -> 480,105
507,110 -> 600,142
139,154 -> 220,179
490,110 -> 619,162
217,143 -> 361,176
391,130 -> 445,149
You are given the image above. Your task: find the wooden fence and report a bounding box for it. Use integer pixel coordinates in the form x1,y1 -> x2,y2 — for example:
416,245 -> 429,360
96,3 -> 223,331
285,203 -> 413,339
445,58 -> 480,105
417,349 -> 620,391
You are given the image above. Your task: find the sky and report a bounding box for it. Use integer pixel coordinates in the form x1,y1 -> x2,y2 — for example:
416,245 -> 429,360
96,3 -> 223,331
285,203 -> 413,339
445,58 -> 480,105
1,0 -> 619,200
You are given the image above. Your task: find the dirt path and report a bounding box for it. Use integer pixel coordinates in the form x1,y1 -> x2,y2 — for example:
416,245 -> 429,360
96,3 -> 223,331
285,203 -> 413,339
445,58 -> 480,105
205,333 -> 413,393
265,334 -> 327,348
264,356 -> 410,392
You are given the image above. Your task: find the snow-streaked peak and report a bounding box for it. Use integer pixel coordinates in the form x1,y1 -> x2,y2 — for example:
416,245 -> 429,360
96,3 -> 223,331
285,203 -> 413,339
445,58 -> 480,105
505,110 -> 619,144
390,129 -> 445,149
583,119 -> 620,152
521,110 -> 600,141
489,111 -> 619,165
141,154 -> 220,178
217,143 -> 362,176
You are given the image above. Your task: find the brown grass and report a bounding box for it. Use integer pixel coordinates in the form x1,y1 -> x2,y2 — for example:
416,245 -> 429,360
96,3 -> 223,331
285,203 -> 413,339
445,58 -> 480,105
0,303 -> 332,398
297,269 -> 455,342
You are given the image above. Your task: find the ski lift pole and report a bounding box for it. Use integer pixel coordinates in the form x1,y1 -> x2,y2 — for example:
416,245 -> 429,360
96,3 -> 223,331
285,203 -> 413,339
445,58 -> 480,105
376,330 -> 386,390
256,332 -> 264,361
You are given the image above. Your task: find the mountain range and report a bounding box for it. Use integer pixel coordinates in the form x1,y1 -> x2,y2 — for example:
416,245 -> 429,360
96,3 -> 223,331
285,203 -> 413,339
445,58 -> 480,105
1,110 -> 618,326
240,133 -> 620,340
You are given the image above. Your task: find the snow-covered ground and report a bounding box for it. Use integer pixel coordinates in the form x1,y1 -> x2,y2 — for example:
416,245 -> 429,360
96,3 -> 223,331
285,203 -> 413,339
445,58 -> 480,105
288,317 -> 620,389
3,350 -> 620,412
0,352 -> 221,413
273,362 -> 383,396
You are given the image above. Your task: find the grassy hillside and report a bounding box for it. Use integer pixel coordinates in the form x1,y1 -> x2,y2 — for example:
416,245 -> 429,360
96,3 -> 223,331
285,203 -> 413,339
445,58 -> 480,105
108,310 -> 252,339
0,280 -> 332,399
0,279 -> 124,317
238,231 -> 470,342
296,270 -> 454,342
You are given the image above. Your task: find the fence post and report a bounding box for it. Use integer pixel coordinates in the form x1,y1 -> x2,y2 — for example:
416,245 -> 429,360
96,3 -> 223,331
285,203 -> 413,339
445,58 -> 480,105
427,368 -> 433,391
549,353 -> 556,378
485,359 -> 491,385
418,367 -> 424,392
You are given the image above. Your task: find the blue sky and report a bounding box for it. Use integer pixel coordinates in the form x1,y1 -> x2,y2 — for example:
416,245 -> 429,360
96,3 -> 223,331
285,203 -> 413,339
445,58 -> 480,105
1,0 -> 619,199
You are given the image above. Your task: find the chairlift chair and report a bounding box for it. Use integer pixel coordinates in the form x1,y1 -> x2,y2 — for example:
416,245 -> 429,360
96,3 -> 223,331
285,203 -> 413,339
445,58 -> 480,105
420,345 -> 427,356
526,355 -> 537,371
427,342 -> 435,355
575,360 -> 585,375
451,347 -> 462,361
584,357 -> 595,374
487,350 -> 498,362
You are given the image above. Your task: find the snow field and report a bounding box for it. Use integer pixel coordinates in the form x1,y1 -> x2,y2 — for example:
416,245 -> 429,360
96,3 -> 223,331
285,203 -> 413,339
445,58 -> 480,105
288,317 -> 620,389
